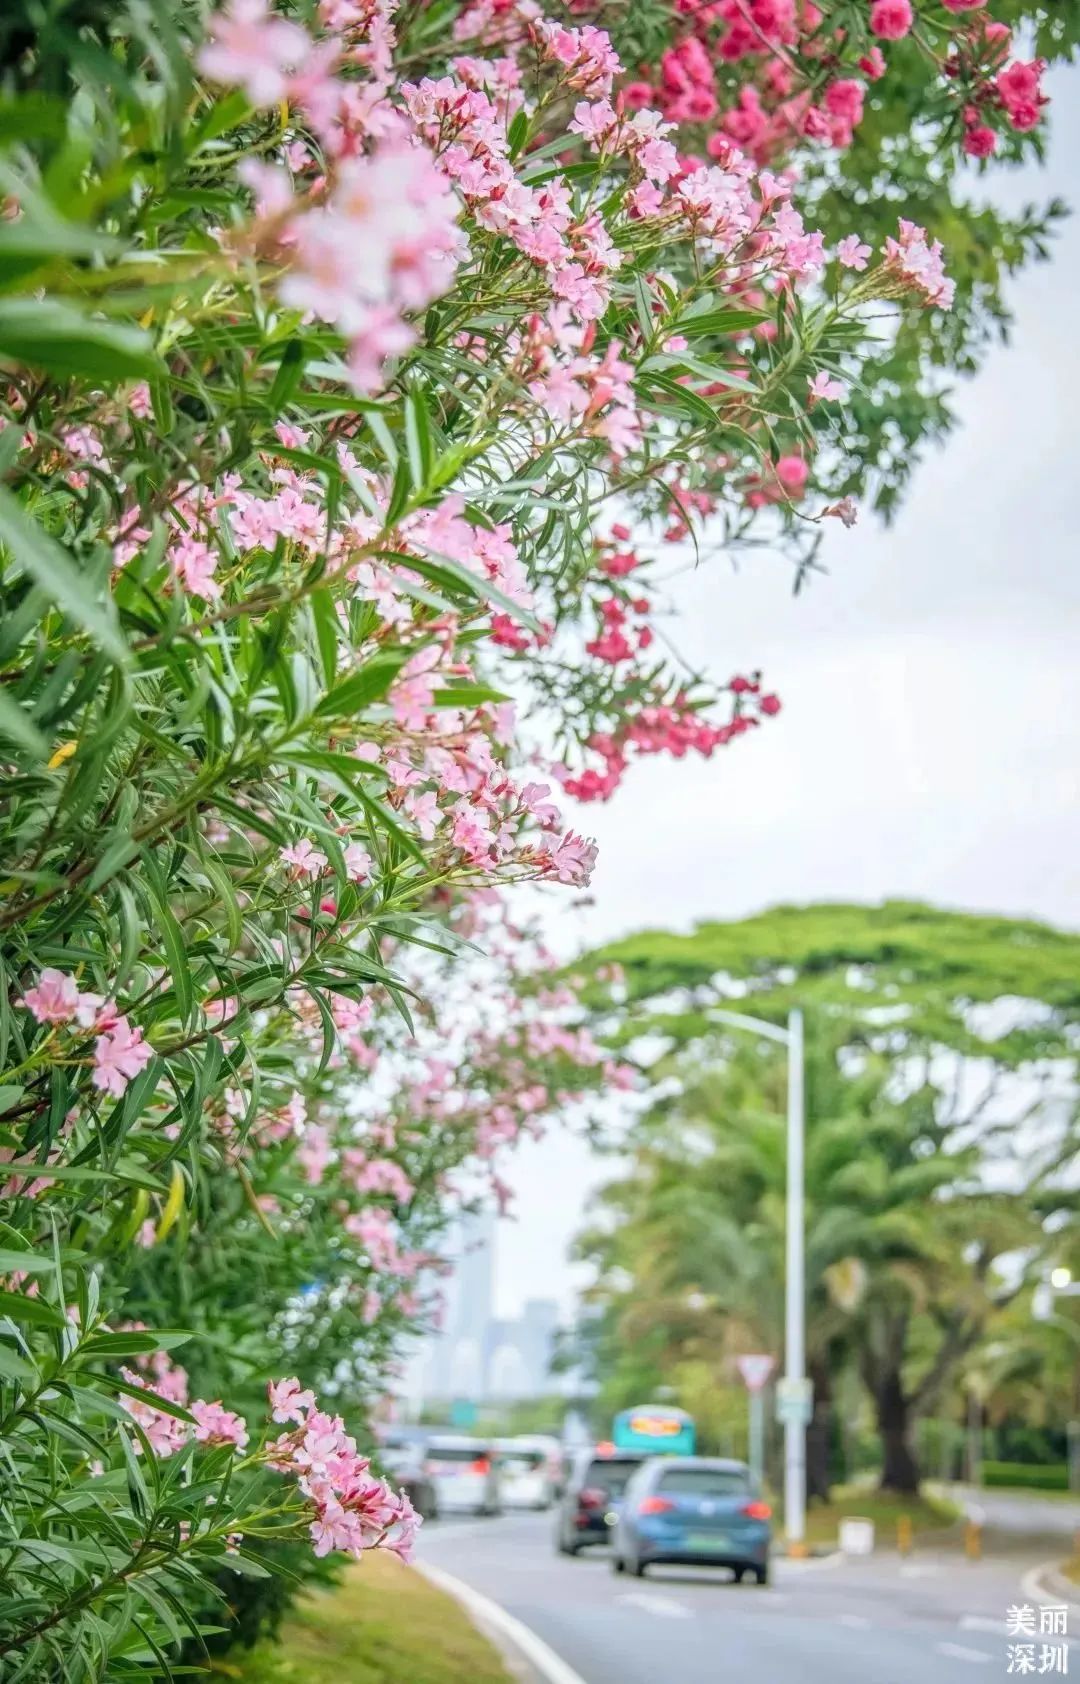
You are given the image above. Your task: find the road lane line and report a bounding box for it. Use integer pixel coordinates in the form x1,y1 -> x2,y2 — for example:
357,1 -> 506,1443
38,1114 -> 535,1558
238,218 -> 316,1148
837,1614 -> 871,1629
960,1616 -> 1006,1634
614,1591 -> 692,1619
936,1642 -> 992,1664
418,1562 -> 591,1684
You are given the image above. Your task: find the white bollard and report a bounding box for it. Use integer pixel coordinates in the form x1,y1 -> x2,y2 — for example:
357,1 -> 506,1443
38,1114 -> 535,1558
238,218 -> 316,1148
839,1517 -> 875,1556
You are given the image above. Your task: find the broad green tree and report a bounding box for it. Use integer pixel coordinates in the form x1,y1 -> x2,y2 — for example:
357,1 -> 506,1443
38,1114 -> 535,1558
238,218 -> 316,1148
575,903 -> 1080,1494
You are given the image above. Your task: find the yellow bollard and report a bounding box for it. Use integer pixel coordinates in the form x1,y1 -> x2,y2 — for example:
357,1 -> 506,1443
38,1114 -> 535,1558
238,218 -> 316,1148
897,1514 -> 913,1556
787,1539 -> 809,1560
964,1520 -> 982,1561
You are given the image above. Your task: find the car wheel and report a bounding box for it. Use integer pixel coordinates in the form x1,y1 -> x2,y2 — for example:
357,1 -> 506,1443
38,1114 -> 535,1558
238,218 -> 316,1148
557,1538 -> 580,1557
754,1565 -> 769,1586
629,1556 -> 646,1578
611,1554 -> 625,1575
733,1567 -> 746,1584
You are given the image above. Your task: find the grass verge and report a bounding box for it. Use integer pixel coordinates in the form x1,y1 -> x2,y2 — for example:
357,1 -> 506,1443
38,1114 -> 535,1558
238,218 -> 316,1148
798,1486 -> 960,1549
215,1553 -> 513,1684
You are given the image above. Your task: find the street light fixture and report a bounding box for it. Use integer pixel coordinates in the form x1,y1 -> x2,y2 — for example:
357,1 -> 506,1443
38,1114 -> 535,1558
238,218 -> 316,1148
709,1004 -> 807,1552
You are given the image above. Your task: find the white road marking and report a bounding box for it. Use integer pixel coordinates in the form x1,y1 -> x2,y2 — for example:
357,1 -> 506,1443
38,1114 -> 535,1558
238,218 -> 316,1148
900,1563 -> 935,1578
838,1613 -> 871,1629
960,1616 -> 1007,1634
614,1591 -> 692,1620
417,1563 -> 589,1684
936,1642 -> 992,1664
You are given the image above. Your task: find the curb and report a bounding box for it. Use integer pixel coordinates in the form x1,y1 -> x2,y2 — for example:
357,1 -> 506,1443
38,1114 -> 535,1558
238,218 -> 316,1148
1019,1560 -> 1080,1611
416,1561 -> 590,1684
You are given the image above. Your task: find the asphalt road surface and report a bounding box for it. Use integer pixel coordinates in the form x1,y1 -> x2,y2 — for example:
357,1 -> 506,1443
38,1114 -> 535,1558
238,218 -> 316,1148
419,1509 -> 1077,1684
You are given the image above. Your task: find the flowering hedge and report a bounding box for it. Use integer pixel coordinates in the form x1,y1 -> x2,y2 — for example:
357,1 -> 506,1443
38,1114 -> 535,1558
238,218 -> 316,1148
0,0 -> 1057,1675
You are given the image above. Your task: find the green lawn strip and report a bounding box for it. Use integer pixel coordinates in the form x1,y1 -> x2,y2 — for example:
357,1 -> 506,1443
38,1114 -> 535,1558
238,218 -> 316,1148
1062,1557 -> 1080,1587
796,1487 -> 961,1550
220,1553 -> 514,1684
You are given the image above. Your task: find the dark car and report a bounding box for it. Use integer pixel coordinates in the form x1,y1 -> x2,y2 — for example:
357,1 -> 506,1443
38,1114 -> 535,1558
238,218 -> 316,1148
611,1456 -> 771,1582
555,1448 -> 647,1555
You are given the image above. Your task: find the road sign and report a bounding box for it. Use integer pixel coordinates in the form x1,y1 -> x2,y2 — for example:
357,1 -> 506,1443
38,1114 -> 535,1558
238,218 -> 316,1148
775,1377 -> 813,1426
736,1354 -> 775,1393
449,1398 -> 478,1428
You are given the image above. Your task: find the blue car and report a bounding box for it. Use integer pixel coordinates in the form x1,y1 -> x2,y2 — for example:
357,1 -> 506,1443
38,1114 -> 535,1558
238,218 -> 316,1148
611,1457 -> 771,1583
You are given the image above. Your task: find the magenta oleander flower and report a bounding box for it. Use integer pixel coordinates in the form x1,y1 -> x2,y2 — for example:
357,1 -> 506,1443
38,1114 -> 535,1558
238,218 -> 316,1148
869,0 -> 913,40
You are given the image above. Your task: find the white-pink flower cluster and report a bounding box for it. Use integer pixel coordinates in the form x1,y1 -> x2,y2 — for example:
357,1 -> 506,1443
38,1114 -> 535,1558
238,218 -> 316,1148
883,218 -> 956,310
20,969 -> 154,1100
267,1378 -> 420,1560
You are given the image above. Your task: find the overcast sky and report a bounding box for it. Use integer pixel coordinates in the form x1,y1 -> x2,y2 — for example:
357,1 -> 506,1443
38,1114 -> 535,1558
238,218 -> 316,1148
493,76 -> 1080,1320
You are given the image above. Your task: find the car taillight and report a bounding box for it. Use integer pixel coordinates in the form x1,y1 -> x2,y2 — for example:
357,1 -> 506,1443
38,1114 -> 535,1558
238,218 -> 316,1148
470,1457 -> 491,1475
578,1486 -> 606,1510
741,1500 -> 772,1521
638,1496 -> 676,1515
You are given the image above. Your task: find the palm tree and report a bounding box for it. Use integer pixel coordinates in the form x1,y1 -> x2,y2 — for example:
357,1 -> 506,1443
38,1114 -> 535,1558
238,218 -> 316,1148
578,1024 -> 1044,1496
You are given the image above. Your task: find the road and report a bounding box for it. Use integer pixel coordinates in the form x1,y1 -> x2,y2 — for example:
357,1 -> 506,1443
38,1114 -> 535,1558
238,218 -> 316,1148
419,1509 -> 1077,1684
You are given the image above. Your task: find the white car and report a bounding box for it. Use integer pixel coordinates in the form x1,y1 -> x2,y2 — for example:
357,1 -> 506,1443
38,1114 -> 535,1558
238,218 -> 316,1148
424,1435 -> 501,1515
496,1438 -> 557,1509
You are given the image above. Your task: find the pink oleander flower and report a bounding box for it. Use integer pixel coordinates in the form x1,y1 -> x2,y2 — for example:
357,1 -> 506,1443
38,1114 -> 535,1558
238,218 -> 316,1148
883,218 -> 955,309
836,235 -> 872,271
199,0 -> 311,107
808,372 -> 846,403
281,838 -> 329,878
404,789 -> 441,840
169,532 -> 221,600
869,0 -> 913,40
191,1399 -> 250,1450
343,842 -> 373,882
92,1017 -> 154,1098
21,968 -> 81,1025
545,831 -> 598,886
268,1376 -> 317,1424
823,497 -> 860,528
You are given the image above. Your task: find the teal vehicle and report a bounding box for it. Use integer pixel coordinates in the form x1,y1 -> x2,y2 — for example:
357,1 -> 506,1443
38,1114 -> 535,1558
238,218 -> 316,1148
611,1404 -> 696,1457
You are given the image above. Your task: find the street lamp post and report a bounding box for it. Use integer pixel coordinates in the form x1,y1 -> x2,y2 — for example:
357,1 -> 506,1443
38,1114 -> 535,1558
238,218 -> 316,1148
709,1005 -> 806,1551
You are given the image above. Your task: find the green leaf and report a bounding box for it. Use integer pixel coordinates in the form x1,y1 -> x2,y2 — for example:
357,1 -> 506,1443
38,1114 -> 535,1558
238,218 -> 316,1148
0,1288 -> 68,1328
0,298 -> 160,381
0,487 -> 129,665
404,388 -> 433,490
432,684 -> 508,707
313,650 -> 409,718
0,688 -> 48,759
0,1249 -> 73,1274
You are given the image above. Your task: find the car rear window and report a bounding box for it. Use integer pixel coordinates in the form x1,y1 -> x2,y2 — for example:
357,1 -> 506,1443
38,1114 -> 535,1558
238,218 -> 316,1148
657,1467 -> 751,1497
583,1458 -> 640,1496
503,1449 -> 545,1469
429,1446 -> 487,1464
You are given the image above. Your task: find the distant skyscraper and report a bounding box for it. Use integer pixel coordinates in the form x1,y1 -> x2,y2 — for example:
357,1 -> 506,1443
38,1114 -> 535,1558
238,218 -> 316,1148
401,1215 -> 561,1406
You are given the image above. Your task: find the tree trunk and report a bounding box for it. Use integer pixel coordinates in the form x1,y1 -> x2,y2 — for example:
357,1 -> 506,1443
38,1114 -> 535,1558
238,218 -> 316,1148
806,1356 -> 833,1502
876,1369 -> 921,1495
